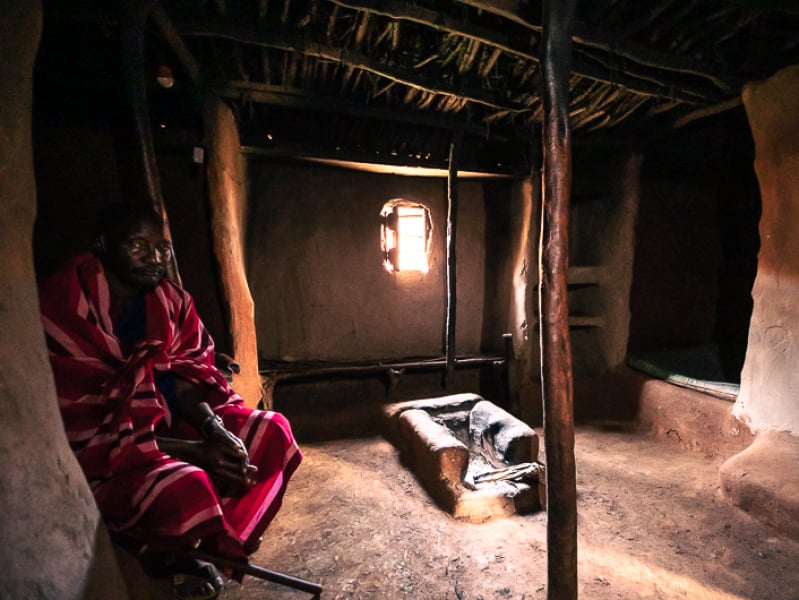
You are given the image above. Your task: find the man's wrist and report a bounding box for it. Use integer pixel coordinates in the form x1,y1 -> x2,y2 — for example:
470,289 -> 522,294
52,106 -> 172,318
200,414 -> 224,440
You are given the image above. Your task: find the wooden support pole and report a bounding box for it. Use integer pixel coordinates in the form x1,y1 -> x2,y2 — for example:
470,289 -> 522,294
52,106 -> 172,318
445,133 -> 463,379
539,0 -> 577,599
203,96 -> 263,409
119,0 -> 181,285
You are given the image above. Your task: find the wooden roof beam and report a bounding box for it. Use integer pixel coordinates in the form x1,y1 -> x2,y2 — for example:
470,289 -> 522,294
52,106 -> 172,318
215,81 -> 514,141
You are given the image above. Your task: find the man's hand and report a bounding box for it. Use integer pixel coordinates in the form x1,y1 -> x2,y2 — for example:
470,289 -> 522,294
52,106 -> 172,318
214,352 -> 241,384
157,417 -> 258,497
202,417 -> 259,493
164,379 -> 258,495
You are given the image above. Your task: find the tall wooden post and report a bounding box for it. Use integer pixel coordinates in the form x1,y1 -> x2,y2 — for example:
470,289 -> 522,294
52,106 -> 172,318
119,0 -> 181,285
539,0 -> 578,598
445,133 -> 463,381
204,96 -> 263,409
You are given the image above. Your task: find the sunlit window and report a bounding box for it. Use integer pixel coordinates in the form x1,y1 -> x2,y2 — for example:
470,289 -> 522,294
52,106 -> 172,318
380,200 -> 432,274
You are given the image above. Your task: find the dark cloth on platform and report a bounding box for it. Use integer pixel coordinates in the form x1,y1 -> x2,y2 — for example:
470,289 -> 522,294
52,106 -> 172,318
39,253 -> 301,559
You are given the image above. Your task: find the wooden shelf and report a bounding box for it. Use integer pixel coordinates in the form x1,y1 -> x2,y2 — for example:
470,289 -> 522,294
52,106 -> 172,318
567,265 -> 603,285
568,315 -> 604,328
532,315 -> 604,329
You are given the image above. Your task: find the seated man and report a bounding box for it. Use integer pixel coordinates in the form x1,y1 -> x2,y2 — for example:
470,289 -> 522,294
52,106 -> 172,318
38,203 -> 302,600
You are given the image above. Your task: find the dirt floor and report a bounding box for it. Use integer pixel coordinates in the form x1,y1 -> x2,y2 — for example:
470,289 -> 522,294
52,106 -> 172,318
209,424 -> 799,600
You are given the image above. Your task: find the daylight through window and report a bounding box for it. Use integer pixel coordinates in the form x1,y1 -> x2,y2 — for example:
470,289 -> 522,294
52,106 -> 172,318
381,201 -> 431,274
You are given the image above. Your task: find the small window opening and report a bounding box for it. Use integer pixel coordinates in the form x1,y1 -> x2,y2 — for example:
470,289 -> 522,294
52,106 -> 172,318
380,200 -> 432,274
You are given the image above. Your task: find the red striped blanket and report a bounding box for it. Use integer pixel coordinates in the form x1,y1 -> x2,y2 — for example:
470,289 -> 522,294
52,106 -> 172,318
39,253 -> 301,558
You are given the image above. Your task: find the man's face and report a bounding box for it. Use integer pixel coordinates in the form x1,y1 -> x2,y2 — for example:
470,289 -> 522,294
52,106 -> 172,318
106,220 -> 172,289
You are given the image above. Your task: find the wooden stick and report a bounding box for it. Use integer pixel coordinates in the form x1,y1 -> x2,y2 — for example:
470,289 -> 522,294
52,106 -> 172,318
480,47 -> 502,79
670,96 -> 742,130
188,550 -> 323,597
539,0 -> 577,598
260,353 -> 504,379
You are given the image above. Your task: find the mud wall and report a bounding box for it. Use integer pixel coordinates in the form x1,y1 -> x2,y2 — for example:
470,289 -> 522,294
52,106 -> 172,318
248,163 -> 487,361
737,65 -> 799,433
0,3 -> 127,597
481,177 -> 542,422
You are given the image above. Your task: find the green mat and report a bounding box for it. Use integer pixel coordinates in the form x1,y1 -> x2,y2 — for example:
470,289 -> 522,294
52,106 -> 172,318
626,346 -> 739,402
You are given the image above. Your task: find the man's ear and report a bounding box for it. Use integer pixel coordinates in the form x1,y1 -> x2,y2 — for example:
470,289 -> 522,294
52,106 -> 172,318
92,234 -> 106,254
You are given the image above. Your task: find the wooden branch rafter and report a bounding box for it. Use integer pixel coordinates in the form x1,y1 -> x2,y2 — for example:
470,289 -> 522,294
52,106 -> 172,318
178,24 -> 530,113
325,0 -> 731,102
178,18 -> 726,110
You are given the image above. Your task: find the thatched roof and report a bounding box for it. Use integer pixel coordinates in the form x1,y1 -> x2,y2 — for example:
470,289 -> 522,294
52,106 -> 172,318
38,0 -> 799,175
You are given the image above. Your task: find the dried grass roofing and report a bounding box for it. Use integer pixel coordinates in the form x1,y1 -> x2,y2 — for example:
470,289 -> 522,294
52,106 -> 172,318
39,0 -> 799,175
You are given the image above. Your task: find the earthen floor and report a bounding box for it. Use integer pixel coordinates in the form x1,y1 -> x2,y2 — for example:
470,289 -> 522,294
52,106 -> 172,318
210,426 -> 799,600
